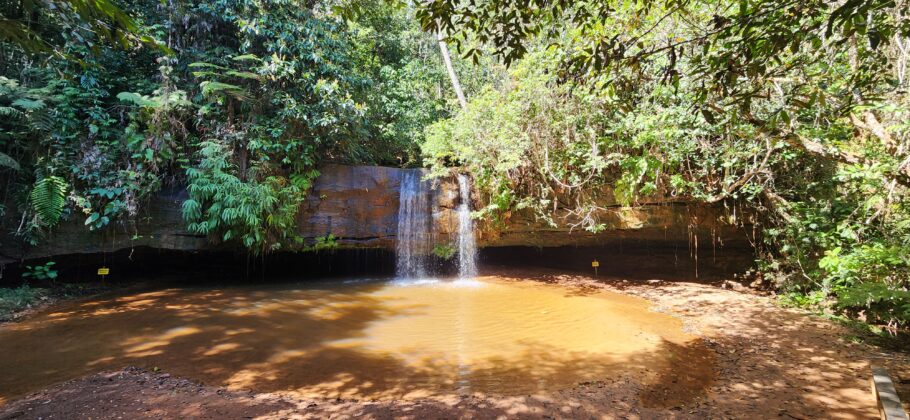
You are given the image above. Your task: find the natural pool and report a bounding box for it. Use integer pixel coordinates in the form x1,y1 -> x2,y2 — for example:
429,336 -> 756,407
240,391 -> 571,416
0,274 -> 712,404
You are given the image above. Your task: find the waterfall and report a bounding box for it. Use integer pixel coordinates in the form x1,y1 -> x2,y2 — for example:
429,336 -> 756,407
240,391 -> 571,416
396,170 -> 432,278
396,170 -> 477,280
457,174 -> 478,278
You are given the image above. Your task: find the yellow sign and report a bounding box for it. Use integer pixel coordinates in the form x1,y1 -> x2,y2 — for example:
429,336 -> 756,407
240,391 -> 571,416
97,267 -> 110,276
591,260 -> 600,268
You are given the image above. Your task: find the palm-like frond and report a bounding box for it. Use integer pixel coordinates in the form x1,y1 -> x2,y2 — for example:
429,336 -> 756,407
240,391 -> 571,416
1,1 -> 169,54
116,91 -> 161,107
0,19 -> 51,53
11,98 -> 45,110
27,108 -> 55,131
30,176 -> 68,226
0,152 -> 20,170
200,81 -> 251,101
0,106 -> 24,119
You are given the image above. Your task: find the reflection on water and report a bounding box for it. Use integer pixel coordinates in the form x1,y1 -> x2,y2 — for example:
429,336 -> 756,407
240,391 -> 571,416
0,276 -> 713,403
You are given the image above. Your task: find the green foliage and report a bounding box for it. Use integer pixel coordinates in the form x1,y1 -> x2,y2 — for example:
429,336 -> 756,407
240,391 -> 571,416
779,291 -> 828,309
182,141 -> 311,253
421,1 -> 910,332
0,285 -> 44,320
836,282 -> 910,329
432,243 -> 456,260
0,152 -> 19,170
0,75 -> 54,139
306,234 -> 339,252
1,0 -> 460,253
22,262 -> 59,282
819,245 -> 910,291
198,81 -> 251,102
415,0 -> 906,115
0,0 -> 166,54
423,48 -> 766,232
29,176 -> 68,227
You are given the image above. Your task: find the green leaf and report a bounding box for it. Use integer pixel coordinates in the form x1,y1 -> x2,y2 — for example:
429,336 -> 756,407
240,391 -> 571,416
0,152 -> 20,170
199,81 -> 251,101
85,213 -> 100,225
189,62 -> 230,70
11,98 -> 45,110
30,176 -> 68,227
232,54 -> 262,62
117,91 -> 159,107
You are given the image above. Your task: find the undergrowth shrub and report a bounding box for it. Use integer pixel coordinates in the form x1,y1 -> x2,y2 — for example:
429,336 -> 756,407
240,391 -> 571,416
182,141 -> 314,254
0,286 -> 44,321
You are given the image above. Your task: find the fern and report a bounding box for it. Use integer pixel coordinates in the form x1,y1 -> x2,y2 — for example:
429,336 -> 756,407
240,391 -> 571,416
191,55 -> 262,103
183,141 -> 312,253
231,54 -> 262,62
30,176 -> 68,226
0,106 -> 24,120
0,20 -> 49,53
1,75 -> 55,133
116,91 -> 160,107
199,81 -> 250,101
0,152 -> 19,170
26,109 -> 55,131
11,98 -> 45,110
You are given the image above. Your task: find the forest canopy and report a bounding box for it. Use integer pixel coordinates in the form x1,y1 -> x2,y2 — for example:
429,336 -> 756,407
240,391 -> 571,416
416,0 -> 910,329
2,0 -> 910,329
0,0 -> 488,253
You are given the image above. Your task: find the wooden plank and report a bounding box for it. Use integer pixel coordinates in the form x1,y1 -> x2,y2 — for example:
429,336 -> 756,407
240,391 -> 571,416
872,365 -> 909,420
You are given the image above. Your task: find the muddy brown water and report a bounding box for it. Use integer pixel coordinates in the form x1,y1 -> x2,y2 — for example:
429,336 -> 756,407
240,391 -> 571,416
0,275 -> 713,404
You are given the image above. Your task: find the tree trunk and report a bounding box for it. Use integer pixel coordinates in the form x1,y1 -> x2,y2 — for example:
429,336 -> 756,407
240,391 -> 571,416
437,32 -> 467,110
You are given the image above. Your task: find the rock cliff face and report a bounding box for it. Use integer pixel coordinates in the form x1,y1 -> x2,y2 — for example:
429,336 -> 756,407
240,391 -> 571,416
0,187 -> 206,263
296,165 -> 404,249
0,164 -> 753,261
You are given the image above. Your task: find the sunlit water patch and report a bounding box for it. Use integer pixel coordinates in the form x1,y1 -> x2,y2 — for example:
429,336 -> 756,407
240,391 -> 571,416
0,275 -> 712,402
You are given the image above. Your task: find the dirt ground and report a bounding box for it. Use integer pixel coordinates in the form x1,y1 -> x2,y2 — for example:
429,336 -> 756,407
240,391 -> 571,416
1,268 -> 908,419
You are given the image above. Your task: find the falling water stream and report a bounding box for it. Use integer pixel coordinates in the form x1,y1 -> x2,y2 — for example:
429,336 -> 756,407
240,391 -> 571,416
457,174 -> 477,278
395,170 -> 432,278
396,171 -> 478,280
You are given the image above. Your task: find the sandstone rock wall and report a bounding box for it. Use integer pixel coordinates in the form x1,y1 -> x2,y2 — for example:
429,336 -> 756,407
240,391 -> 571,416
0,164 -> 753,261
0,187 -> 207,263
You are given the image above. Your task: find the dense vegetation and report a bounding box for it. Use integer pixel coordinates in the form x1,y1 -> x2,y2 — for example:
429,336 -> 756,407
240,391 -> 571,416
0,0 -> 480,253
418,0 -> 910,330
2,0 -> 910,331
